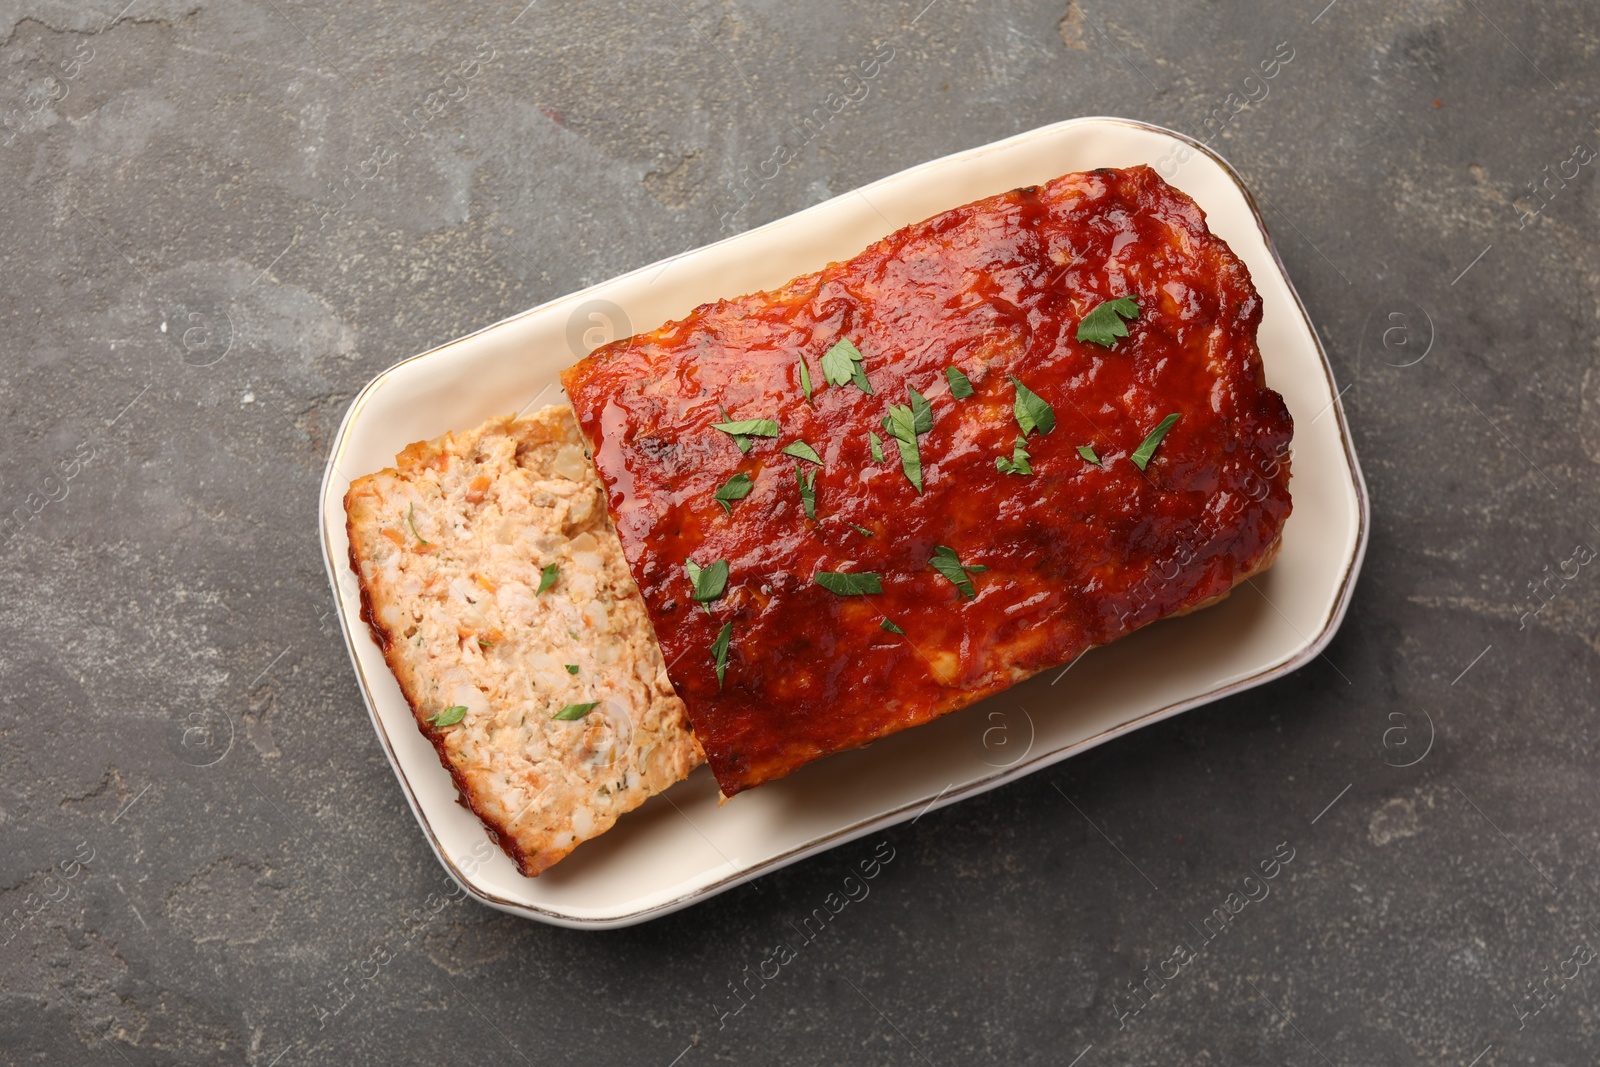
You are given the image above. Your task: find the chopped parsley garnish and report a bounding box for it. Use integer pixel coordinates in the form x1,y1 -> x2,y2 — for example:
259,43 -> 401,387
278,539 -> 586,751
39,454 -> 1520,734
712,417 -> 781,451
427,705 -> 467,727
868,431 -> 885,463
713,472 -> 754,515
930,545 -> 988,600
685,558 -> 730,603
883,408 -> 922,492
1010,376 -> 1056,437
1130,413 -> 1181,471
850,523 -> 873,537
995,435 -> 1033,476
821,339 -> 873,394
782,441 -> 824,465
564,664 -> 579,674
814,570 -> 883,596
908,385 -> 933,433
1077,296 -> 1140,348
1077,445 -> 1101,465
536,563 -> 559,595
711,621 -> 732,688
797,356 -> 813,402
880,618 -> 905,634
945,365 -> 974,398
553,701 -> 600,721
884,384 -> 934,493
406,503 -> 429,545
715,404 -> 753,453
796,465 -> 818,519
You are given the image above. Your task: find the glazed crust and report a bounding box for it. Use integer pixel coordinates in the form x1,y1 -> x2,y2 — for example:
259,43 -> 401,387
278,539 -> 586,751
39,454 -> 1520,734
562,165 -> 1294,796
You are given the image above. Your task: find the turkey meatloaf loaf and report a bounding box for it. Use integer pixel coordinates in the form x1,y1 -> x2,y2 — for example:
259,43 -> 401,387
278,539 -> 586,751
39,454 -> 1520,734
344,405 -> 702,876
561,164 -> 1294,797
345,165 -> 1293,875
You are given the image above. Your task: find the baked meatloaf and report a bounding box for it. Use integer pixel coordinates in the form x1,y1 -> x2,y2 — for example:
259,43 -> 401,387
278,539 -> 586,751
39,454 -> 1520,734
344,406 -> 701,875
562,164 -> 1293,796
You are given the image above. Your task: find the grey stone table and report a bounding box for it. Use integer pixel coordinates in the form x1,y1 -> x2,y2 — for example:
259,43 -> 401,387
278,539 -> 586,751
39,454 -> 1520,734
3,1 -> 1596,1063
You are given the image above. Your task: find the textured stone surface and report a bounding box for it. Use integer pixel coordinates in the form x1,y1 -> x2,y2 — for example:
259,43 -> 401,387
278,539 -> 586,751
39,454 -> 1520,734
2,1 -> 1597,1063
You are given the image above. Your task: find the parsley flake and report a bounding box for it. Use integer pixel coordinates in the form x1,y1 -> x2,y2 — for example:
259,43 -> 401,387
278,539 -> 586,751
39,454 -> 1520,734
1010,376 -> 1056,437
850,362 -> 872,394
406,504 -> 430,545
427,705 -> 467,727
797,356 -> 814,402
796,464 -> 818,520
564,664 -> 579,674
553,701 -> 600,721
1077,296 -> 1140,348
1077,445 -> 1101,465
685,558 -> 729,603
536,563 -> 559,595
945,365 -> 974,398
930,545 -> 988,600
713,472 -> 754,515
716,404 -> 753,453
879,618 -> 905,635
711,621 -> 732,688
821,339 -> 873,394
868,431 -> 885,463
1130,413 -> 1181,471
883,383 -> 935,493
814,570 -> 883,596
995,435 -> 1033,476
850,523 -> 873,537
712,417 -> 781,445
883,409 -> 922,493
909,385 -> 933,433
782,440 -> 824,465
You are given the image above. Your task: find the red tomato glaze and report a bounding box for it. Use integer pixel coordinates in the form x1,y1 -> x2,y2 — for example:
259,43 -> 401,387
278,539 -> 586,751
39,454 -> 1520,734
562,165 -> 1293,795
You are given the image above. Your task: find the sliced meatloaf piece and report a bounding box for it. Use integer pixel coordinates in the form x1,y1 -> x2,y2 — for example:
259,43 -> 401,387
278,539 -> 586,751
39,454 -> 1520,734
344,405 -> 701,876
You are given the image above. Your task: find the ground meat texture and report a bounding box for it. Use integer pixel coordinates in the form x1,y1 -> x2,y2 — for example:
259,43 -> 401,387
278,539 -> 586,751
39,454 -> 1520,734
344,407 -> 702,875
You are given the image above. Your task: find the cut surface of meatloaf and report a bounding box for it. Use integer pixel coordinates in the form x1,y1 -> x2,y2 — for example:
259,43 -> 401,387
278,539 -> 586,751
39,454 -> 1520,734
343,406 -> 702,875
562,165 -> 1294,797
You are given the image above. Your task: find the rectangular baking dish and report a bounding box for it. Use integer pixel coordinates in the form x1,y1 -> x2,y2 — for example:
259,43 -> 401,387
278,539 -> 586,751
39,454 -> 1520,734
319,116 -> 1368,928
